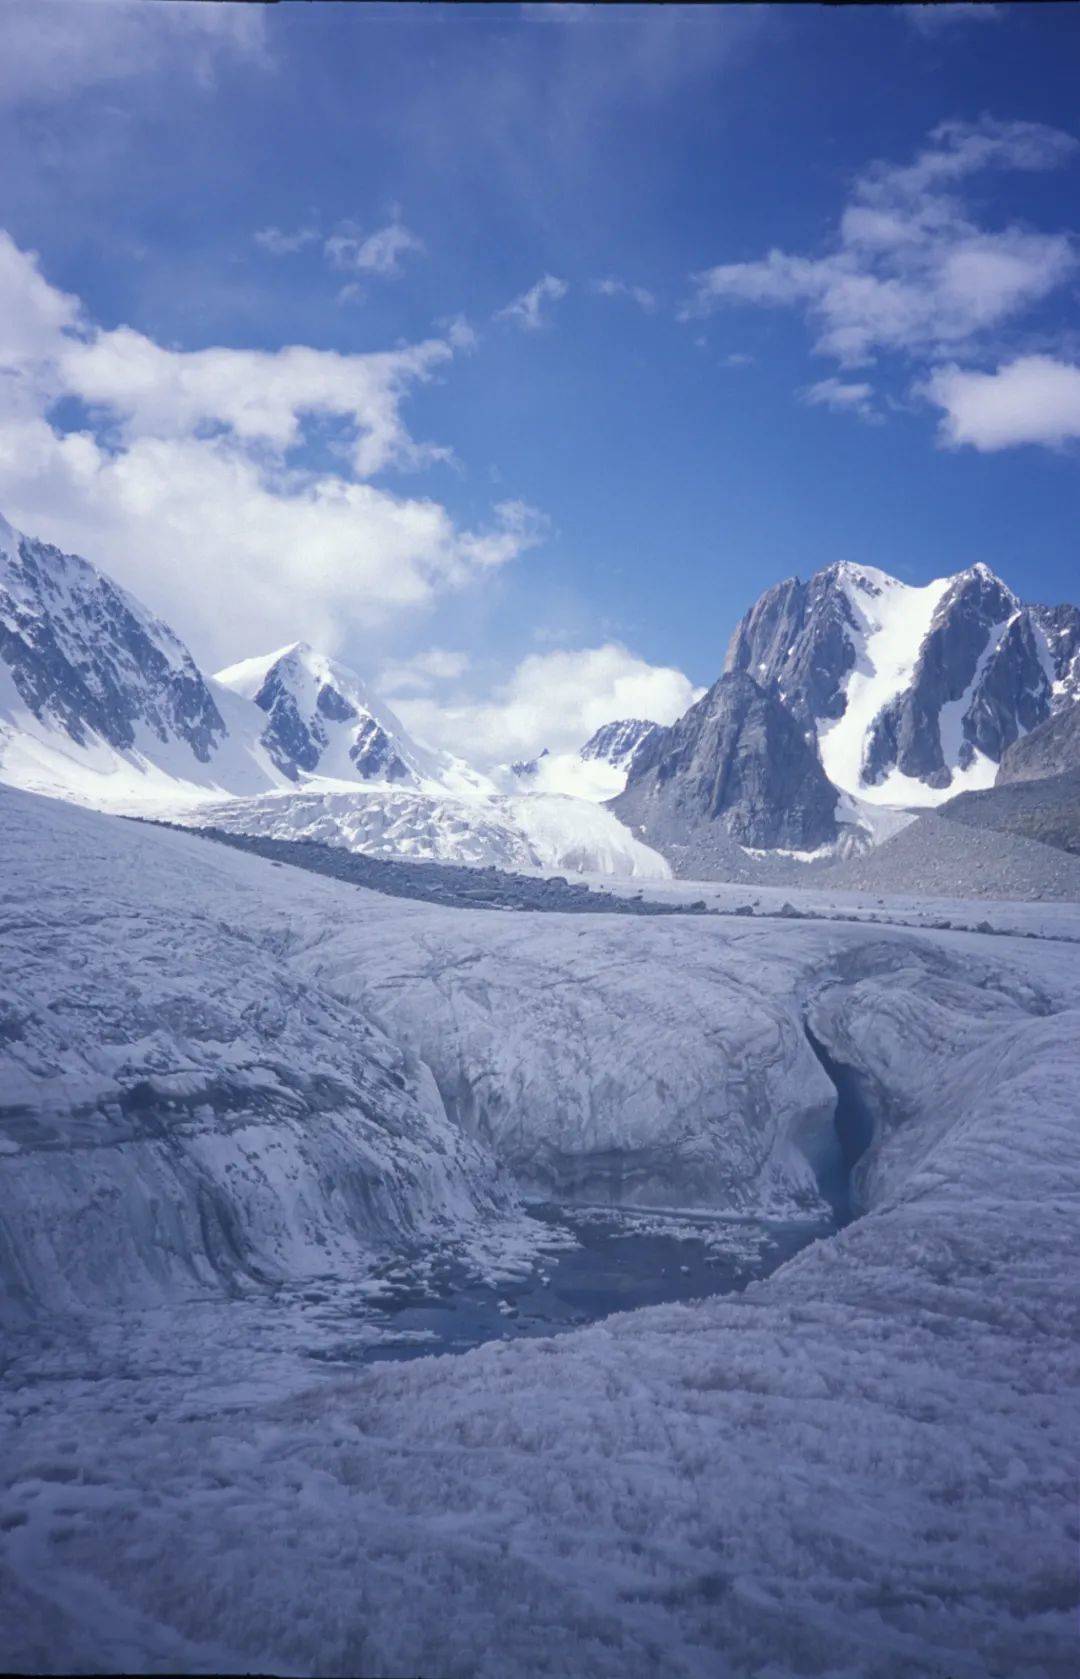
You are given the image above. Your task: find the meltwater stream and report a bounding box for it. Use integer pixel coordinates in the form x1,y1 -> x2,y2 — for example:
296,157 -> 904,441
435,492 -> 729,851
301,1205 -> 830,1368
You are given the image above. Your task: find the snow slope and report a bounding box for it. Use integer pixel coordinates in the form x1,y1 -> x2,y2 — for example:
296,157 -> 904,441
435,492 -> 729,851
817,564 -> 954,801
214,640 -> 475,792
166,785 -> 673,879
0,513 -> 285,806
0,787 -> 515,1329
3,786 -> 1080,1675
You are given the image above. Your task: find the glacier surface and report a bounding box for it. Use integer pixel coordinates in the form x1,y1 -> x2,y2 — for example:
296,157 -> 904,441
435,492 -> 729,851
2,786 -> 1079,1677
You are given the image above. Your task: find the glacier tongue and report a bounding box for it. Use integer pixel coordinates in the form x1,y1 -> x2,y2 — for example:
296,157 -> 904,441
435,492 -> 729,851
0,786 -> 513,1329
4,783 -> 1080,1677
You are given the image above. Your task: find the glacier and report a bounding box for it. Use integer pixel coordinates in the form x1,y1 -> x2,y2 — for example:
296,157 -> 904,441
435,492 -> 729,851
2,785 -> 1080,1676
0,511 -> 672,880
159,783 -> 673,879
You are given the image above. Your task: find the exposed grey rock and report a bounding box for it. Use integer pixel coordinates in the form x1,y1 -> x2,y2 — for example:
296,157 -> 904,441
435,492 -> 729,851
820,811 -> 1080,901
998,698 -> 1080,784
723,569 -> 857,731
0,516 -> 227,763
1030,601 -> 1080,706
612,671 -> 841,855
509,747 -> 550,779
580,718 -> 662,774
939,767 -> 1080,857
863,568 -> 1038,788
725,558 -> 1080,797
243,643 -> 418,786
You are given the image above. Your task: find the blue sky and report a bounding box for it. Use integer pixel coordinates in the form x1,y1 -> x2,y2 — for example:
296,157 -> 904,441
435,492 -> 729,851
1,1 -> 1079,764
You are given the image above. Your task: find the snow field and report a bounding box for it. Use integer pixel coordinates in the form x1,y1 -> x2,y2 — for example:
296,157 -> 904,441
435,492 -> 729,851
2,783 -> 1080,1675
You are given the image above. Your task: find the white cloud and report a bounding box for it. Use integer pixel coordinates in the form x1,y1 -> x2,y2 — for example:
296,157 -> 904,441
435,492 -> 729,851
902,3 -> 1005,36
0,0 -> 267,108
495,275 -> 569,332
379,648 -> 472,695
325,220 -> 424,278
923,355 -> 1080,450
802,378 -> 881,424
439,316 -> 480,352
720,351 -> 754,368
253,216 -> 424,281
0,230 -> 543,666
393,643 -> 702,769
55,322 -> 459,477
254,226 -> 320,256
685,118 -> 1077,368
591,278 -> 656,311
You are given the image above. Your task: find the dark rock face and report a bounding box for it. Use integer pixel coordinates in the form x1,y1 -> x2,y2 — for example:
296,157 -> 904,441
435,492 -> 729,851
863,568 -> 1033,788
315,683 -> 357,725
254,668 -> 322,777
727,559 -> 1080,795
0,525 -> 226,763
940,767 -> 1080,858
510,747 -> 550,780
998,703 -> 1080,784
253,663 -> 410,785
348,717 -> 410,782
724,571 -> 858,732
580,719 -> 662,774
612,672 -> 840,853
1029,603 -> 1080,705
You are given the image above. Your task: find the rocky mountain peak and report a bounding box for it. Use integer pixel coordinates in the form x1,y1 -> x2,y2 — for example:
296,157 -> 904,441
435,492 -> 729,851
580,718 -> 661,774
0,514 -> 228,768
215,642 -> 427,787
612,671 -> 841,856
726,555 -> 1076,803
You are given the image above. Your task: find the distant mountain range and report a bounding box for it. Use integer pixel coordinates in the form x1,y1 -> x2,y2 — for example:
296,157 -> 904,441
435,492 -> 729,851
1,507 -> 1077,879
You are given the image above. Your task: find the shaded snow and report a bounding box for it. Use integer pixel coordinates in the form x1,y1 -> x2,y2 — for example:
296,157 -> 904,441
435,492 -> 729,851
818,566 -> 952,801
3,787 -> 1080,1676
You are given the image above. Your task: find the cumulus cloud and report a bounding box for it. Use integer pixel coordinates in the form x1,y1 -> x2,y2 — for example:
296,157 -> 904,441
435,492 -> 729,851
802,378 -> 881,423
685,118 -> 1077,368
495,275 -> 569,331
591,278 -> 656,311
393,643 -> 702,769
923,355 -> 1080,450
0,0 -> 267,108
0,230 -> 542,666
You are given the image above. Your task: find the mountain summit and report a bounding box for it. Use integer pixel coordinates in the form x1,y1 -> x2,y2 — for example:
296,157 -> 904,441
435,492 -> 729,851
612,671 -> 842,860
724,559 -> 1080,803
215,642 -> 439,789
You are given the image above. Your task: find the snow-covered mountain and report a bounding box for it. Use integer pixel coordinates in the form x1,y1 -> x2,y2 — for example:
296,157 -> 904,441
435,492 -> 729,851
0,511 -> 670,876
7,507 -> 1077,882
612,671 -> 847,869
214,640 -> 466,792
0,511 -> 281,804
580,717 -> 661,775
725,559 -> 1080,804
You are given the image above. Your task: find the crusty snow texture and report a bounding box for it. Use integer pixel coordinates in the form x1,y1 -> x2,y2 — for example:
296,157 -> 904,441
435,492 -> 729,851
2,786 -> 1080,1678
